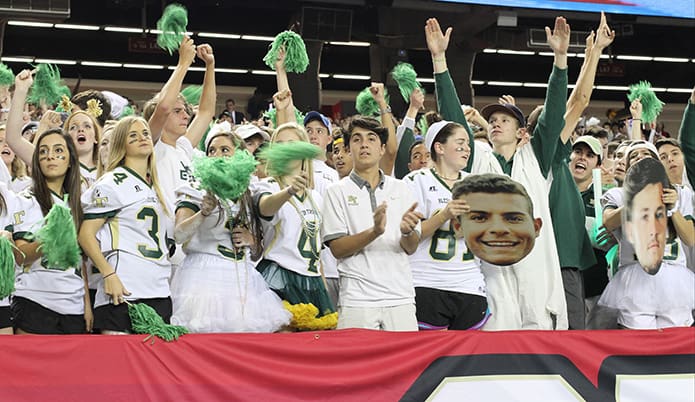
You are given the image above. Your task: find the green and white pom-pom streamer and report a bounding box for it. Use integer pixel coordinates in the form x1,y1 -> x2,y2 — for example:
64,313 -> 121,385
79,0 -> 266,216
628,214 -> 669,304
391,62 -> 424,102
417,115 -> 429,136
192,150 -> 258,201
34,201 -> 81,270
263,31 -> 310,73
263,108 -> 306,128
181,85 -> 202,106
0,64 -> 14,87
156,3 -> 188,55
260,141 -> 321,177
627,81 -> 665,124
27,64 -> 65,107
355,87 -> 389,117
128,302 -> 188,343
0,237 -> 15,299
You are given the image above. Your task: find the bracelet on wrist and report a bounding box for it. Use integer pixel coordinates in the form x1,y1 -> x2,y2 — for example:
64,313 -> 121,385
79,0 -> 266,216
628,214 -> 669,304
201,209 -> 211,217
402,230 -> 416,238
432,57 -> 445,62
380,105 -> 392,115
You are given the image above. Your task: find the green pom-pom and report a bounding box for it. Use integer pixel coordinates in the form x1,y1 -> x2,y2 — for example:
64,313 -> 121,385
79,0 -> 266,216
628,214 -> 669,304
120,105 -> 134,118
417,115 -> 429,136
356,87 -> 389,117
27,64 -> 65,107
181,85 -> 202,106
260,141 -> 321,177
627,81 -> 665,124
391,62 -> 424,102
0,64 -> 14,87
34,201 -> 81,270
263,31 -> 310,73
263,108 -> 305,128
156,3 -> 188,55
0,237 -> 15,299
192,150 -> 258,201
128,302 -> 188,342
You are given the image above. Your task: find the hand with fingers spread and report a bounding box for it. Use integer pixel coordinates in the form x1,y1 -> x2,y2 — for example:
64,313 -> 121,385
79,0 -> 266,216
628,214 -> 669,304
39,110 -> 63,131
425,18 -> 452,58
545,16 -> 570,56
373,202 -> 387,236
400,202 -> 424,236
498,95 -> 516,106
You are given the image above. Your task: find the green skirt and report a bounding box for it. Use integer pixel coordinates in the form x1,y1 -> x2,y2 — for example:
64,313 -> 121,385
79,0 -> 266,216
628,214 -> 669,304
257,259 -> 335,316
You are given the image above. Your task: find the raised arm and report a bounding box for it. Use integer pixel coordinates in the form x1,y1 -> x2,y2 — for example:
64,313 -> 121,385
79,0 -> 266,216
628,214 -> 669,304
148,36 -> 196,144
560,13 -> 615,144
530,16 -> 570,177
274,48 -> 295,126
370,83 -> 397,175
185,44 -> 217,147
629,98 -> 643,140
6,70 -> 37,165
394,88 -> 424,179
425,18 -> 475,172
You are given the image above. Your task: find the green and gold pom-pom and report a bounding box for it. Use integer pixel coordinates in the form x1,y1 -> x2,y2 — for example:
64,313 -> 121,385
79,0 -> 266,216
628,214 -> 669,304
156,3 -> 188,55
260,141 -> 321,177
128,302 -> 188,342
263,31 -> 310,73
181,85 -> 202,106
282,301 -> 338,330
0,237 -> 15,299
192,149 -> 258,201
391,62 -> 424,102
27,64 -> 65,107
34,201 -> 81,270
627,81 -> 665,124
0,64 -> 14,87
355,87 -> 389,117
263,108 -> 305,128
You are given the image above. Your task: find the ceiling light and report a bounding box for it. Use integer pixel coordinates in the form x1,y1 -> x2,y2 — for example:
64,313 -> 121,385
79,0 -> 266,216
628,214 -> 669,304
488,81 -> 523,87
251,70 -> 276,75
123,63 -> 164,70
497,49 -> 535,56
216,68 -> 248,74
105,26 -> 144,33
81,61 -> 122,67
1,57 -> 34,63
483,49 -> 497,54
327,41 -> 370,47
416,78 -> 435,83
34,58 -> 76,65
667,88 -> 692,93
8,21 -> 53,28
54,24 -> 99,31
198,32 -> 241,39
523,82 -> 548,88
333,74 -> 370,80
241,35 -> 275,42
595,85 -> 630,91
616,55 -> 653,61
652,57 -> 689,63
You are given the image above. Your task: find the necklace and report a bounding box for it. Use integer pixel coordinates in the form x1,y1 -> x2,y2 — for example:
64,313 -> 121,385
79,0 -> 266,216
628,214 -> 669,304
221,198 -> 248,320
433,168 -> 460,181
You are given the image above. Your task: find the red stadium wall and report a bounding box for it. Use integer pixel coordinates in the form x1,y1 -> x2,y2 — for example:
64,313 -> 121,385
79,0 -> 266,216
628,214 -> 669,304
1,328 -> 693,401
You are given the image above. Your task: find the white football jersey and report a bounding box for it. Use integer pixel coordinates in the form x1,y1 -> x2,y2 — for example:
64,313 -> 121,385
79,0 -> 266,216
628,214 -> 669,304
404,168 -> 486,296
251,178 -> 322,277
13,192 -> 84,315
0,183 -> 25,307
79,163 -> 97,192
312,159 -> 340,279
82,166 -> 171,305
176,183 -> 252,261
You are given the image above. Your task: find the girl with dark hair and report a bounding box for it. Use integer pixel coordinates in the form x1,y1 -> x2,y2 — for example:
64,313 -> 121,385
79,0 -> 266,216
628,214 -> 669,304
171,130 -> 290,333
12,128 -> 88,334
79,117 -> 171,335
404,120 -> 488,330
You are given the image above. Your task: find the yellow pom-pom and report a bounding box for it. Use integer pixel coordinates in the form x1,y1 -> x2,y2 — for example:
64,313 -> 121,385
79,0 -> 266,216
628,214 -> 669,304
282,301 -> 338,330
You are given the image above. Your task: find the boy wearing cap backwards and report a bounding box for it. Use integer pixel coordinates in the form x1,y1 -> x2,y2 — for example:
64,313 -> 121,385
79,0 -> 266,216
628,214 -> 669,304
322,116 -> 423,331
425,16 -> 569,329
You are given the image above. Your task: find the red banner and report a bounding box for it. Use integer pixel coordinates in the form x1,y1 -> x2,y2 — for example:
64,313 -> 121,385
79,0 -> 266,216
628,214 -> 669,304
1,328 -> 693,401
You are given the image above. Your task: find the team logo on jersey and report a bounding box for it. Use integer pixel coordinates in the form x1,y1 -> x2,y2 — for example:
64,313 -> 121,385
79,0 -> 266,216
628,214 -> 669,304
347,195 -> 358,206
13,211 -> 25,225
180,162 -> 193,181
94,197 -> 108,208
134,185 -> 143,193
429,186 -> 436,192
